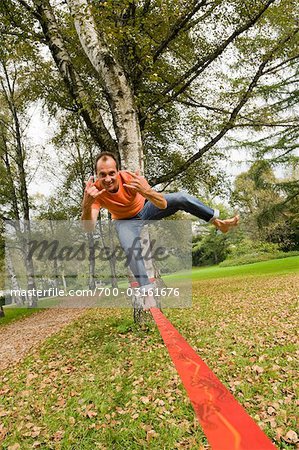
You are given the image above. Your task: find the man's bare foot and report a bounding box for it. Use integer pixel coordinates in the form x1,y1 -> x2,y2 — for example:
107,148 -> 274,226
213,215 -> 239,233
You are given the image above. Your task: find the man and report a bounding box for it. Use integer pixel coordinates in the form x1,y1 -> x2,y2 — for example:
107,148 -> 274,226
81,152 -> 239,308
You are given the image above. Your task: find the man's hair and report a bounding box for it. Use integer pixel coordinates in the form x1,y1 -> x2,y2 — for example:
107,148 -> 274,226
94,151 -> 119,173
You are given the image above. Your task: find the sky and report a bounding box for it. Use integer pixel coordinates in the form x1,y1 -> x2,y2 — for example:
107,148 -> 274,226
26,104 -> 59,197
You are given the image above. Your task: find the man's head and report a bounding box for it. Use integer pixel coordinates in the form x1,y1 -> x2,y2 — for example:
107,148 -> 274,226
95,152 -> 119,193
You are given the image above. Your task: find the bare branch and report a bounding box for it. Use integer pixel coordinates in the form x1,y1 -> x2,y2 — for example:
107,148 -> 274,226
176,96 -> 230,114
273,147 -> 299,161
233,122 -> 299,129
184,2 -> 221,33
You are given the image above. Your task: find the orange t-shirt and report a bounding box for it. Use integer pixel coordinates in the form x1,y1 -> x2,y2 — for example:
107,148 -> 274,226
91,171 -> 146,219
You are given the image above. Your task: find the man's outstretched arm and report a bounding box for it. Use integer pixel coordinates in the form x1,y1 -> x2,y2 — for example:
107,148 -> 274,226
124,171 -> 167,209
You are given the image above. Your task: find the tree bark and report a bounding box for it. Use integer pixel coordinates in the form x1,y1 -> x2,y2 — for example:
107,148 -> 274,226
107,213 -> 118,289
98,213 -> 118,289
6,247 -> 23,306
32,0 -> 118,155
88,232 -> 96,290
67,0 -> 144,171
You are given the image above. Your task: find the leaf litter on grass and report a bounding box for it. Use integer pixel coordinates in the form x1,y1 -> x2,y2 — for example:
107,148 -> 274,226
0,273 -> 298,449
167,273 -> 298,448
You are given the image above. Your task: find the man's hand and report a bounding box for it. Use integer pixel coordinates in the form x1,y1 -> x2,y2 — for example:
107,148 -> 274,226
81,176 -> 104,231
123,170 -> 151,196
83,175 -> 106,207
124,170 -> 167,209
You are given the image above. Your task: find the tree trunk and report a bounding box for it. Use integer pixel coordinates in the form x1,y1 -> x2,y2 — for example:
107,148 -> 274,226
88,232 -> 96,290
67,0 -> 144,171
24,229 -> 38,307
68,0 -> 160,290
61,270 -> 67,291
2,63 -> 37,306
108,213 -> 118,288
6,247 -> 23,306
67,1 -> 165,292
33,0 -> 118,155
98,213 -> 118,288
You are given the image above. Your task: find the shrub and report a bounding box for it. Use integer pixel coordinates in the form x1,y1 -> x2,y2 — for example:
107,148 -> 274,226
226,239 -> 280,260
219,251 -> 299,267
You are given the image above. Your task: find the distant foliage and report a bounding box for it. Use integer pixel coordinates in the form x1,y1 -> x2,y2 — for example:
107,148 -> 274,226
219,251 -> 299,267
227,238 -> 281,258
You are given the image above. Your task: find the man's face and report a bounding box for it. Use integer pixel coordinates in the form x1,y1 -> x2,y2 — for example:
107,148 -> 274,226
96,157 -> 119,193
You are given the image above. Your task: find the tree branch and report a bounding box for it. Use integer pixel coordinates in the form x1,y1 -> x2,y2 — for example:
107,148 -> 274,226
273,147 -> 299,161
183,2 -> 221,33
15,0 -> 41,19
145,0 -> 276,120
273,190 -> 299,208
149,51 -> 279,185
263,53 -> 299,75
153,0 -> 208,62
233,121 -> 299,129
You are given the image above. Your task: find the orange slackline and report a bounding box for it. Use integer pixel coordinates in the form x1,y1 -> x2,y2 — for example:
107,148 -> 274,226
151,307 -> 277,450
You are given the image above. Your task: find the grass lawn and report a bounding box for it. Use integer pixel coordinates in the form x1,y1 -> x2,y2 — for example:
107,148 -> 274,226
191,255 -> 299,280
0,257 -> 298,449
0,306 -> 41,327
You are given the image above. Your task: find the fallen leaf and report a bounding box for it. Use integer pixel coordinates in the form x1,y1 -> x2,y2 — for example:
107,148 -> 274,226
0,424 -> 7,441
146,429 -> 158,442
283,430 -> 298,444
69,417 -> 76,425
86,410 -> 97,419
53,430 -> 64,441
252,365 -> 264,374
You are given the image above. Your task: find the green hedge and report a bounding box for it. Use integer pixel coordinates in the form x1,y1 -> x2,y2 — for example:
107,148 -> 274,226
219,251 -> 299,267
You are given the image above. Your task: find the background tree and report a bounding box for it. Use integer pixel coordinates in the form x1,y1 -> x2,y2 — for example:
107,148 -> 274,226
0,0 -> 297,178
231,160 -> 299,250
0,0 -> 298,290
0,49 -> 40,305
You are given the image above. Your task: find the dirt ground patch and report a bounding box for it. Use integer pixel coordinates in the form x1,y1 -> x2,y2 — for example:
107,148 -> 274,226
0,307 -> 85,371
